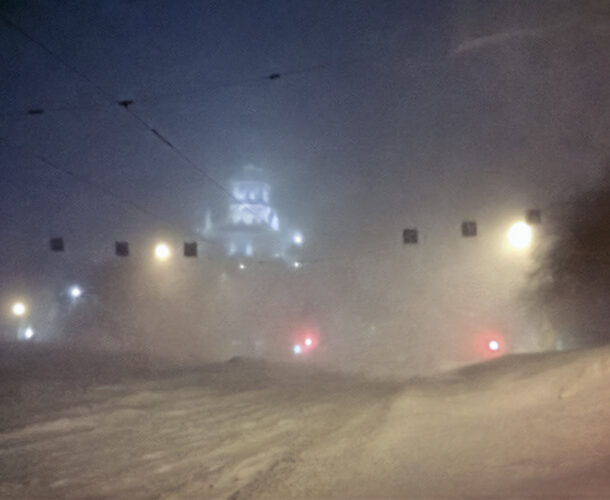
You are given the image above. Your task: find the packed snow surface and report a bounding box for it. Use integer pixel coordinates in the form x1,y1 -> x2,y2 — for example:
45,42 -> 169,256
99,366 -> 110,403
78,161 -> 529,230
1,344 -> 610,498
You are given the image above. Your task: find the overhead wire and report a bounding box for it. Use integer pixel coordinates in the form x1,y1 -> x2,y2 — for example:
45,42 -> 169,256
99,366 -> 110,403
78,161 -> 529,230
0,14 -> 259,219
0,137 -> 162,221
0,9 -> 474,256
0,10 -> 435,216
123,108 -> 239,203
0,57 -> 368,120
0,16 -> 118,106
0,13 -> 521,268
1,8 -> 401,120
133,55 -> 371,106
0,136 -> 226,253
0,14 -> 389,250
1,12 -> 391,262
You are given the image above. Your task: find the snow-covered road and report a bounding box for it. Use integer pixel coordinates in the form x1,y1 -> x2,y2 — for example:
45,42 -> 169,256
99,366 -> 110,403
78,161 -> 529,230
1,347 -> 610,499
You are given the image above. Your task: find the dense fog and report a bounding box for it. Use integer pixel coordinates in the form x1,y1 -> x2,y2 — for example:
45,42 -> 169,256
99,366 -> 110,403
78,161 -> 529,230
1,0 -> 609,376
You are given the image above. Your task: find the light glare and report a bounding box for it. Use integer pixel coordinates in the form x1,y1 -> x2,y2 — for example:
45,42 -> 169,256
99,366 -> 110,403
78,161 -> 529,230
24,327 -> 34,339
293,344 -> 302,354
12,302 -> 26,316
70,286 -> 82,298
507,222 -> 532,249
293,233 -> 303,245
154,243 -> 171,260
305,338 -> 312,346
488,340 -> 500,352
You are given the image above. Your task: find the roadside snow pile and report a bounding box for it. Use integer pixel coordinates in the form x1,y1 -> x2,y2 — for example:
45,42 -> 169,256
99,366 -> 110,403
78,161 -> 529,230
351,345 -> 610,499
449,345 -> 610,404
249,346 -> 610,499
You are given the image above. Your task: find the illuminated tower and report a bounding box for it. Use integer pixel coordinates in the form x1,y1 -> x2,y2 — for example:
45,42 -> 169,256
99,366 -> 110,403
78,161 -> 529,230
219,165 -> 280,258
228,166 -> 279,233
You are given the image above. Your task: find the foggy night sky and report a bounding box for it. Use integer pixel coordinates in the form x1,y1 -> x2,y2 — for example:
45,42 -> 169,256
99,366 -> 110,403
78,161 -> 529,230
1,0 -> 609,260
0,0 -> 609,347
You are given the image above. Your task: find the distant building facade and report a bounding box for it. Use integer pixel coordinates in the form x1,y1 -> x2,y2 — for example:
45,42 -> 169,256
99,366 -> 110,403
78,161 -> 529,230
204,165 -> 284,259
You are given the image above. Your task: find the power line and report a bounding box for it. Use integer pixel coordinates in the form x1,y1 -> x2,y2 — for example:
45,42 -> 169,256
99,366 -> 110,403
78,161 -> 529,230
0,58 -> 367,120
0,14 -> 257,218
0,15 -> 302,261
1,12 -> 422,120
0,14 -> 491,268
121,108 -> 239,203
133,55 -> 369,106
0,136 -> 161,221
0,136 -> 219,249
0,16 -> 117,104
0,12 -> 439,228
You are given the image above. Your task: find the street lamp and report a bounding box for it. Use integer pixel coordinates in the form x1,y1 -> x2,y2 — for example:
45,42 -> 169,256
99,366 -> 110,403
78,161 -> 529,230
507,221 -> 532,249
69,285 -> 82,299
12,302 -> 26,316
293,232 -> 303,245
154,242 -> 171,261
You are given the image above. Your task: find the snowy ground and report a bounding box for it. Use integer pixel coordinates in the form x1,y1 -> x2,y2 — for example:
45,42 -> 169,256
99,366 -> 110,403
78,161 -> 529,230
1,343 -> 610,499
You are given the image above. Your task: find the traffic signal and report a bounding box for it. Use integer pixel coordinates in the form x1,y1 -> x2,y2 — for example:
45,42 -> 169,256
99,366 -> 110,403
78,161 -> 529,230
184,241 -> 197,257
115,241 -> 129,257
403,228 -> 418,244
50,237 -> 64,252
462,221 -> 477,237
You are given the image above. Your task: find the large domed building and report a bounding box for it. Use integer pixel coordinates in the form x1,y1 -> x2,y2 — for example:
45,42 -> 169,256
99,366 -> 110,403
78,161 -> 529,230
203,165 -> 286,260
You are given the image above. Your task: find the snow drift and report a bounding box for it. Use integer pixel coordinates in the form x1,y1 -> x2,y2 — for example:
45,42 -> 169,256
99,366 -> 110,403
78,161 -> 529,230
1,344 -> 610,499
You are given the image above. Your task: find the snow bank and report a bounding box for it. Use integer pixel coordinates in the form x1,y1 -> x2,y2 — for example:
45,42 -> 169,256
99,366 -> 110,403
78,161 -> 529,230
2,344 -> 610,498
445,345 -> 610,404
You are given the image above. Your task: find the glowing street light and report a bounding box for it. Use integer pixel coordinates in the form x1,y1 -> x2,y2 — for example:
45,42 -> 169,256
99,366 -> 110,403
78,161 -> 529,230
12,302 -> 26,316
488,340 -> 500,352
69,285 -> 82,299
24,327 -> 34,339
239,263 -> 246,270
154,242 -> 171,261
293,232 -> 303,245
507,221 -> 532,249
305,338 -> 313,346
293,344 -> 302,355
293,261 -> 302,269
